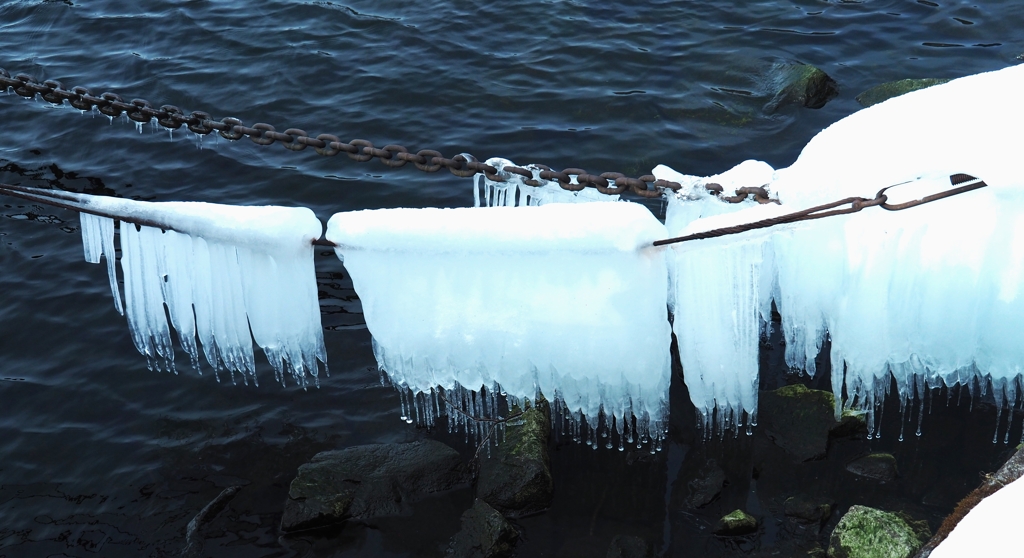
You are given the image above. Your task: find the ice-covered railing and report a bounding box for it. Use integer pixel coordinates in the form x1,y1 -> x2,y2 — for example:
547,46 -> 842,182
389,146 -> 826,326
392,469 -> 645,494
655,63 -> 1024,441
326,203 -> 673,449
3,185 -> 328,388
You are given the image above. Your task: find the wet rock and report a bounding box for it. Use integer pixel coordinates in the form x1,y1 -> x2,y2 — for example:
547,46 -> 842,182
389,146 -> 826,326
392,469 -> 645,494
763,62 -> 839,112
827,506 -> 925,558
845,453 -> 898,482
830,410 -> 869,439
785,495 -> 834,536
446,499 -> 518,558
685,459 -> 727,508
280,440 -> 470,532
714,509 -> 758,536
855,78 -> 950,107
605,534 -> 653,558
759,384 -> 837,461
477,397 -> 553,517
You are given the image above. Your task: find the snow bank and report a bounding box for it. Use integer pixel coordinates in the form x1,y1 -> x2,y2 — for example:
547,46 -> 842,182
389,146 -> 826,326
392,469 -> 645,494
930,475 -> 1024,557
78,196 -> 326,387
327,202 -> 673,448
655,63 -> 1024,437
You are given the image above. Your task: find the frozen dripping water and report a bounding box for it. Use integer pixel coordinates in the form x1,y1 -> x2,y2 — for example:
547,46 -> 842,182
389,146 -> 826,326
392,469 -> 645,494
327,202 -> 673,447
77,196 -> 327,387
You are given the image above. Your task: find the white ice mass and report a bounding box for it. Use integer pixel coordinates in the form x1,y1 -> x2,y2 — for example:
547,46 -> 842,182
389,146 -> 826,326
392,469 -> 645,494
326,202 -> 672,448
656,62 -> 1024,438
6,62 -> 1017,450
76,196 -> 327,387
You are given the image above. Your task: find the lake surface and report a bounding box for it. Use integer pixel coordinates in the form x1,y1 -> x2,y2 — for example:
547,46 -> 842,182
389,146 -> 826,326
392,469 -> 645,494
2,0 -> 1023,556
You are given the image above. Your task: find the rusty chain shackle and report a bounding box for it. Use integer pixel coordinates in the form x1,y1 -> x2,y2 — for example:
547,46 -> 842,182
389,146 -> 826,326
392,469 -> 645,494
0,68 -> 774,204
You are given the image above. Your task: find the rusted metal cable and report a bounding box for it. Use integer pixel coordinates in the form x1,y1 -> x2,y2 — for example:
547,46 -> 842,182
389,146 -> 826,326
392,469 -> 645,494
0,67 -> 775,205
3,173 -> 988,250
653,173 -> 988,246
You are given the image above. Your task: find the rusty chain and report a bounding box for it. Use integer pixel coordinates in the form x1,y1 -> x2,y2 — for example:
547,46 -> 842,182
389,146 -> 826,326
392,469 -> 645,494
0,68 -> 773,204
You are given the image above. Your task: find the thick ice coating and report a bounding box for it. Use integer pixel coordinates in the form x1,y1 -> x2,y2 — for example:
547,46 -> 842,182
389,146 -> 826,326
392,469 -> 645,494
655,63 -> 1024,438
77,195 -> 326,387
327,202 -> 673,448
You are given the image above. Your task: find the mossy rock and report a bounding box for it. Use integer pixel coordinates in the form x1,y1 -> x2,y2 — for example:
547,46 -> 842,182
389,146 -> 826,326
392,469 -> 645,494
606,535 -> 653,558
446,499 -> 519,558
281,440 -> 470,532
828,506 -> 925,558
855,78 -> 950,107
830,409 -> 869,439
845,453 -> 898,482
763,62 -> 839,112
714,509 -> 758,536
477,396 -> 553,517
759,384 -> 837,461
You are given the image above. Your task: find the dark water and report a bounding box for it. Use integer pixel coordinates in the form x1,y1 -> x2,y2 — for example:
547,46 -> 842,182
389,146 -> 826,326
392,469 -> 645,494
1,1 -> 1023,556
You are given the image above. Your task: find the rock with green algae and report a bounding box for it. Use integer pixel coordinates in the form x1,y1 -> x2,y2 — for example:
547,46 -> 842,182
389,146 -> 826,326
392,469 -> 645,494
446,499 -> 519,558
759,384 -> 837,461
855,78 -> 950,107
605,534 -> 653,558
845,453 -> 898,482
714,509 -> 758,536
280,440 -> 470,532
476,396 -> 553,517
830,409 -> 869,439
827,505 -> 927,558
763,62 -> 840,112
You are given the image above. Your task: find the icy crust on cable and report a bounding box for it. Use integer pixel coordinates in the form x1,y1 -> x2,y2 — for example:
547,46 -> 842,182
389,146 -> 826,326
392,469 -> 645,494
655,63 -> 1024,439
327,202 -> 673,449
77,196 -> 326,387
474,158 -> 620,207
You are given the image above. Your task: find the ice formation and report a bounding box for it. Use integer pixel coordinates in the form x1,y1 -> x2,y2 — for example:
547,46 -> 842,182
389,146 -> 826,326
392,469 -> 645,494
75,194 -> 327,387
656,63 -> 1024,438
326,202 -> 672,448
474,158 -> 620,207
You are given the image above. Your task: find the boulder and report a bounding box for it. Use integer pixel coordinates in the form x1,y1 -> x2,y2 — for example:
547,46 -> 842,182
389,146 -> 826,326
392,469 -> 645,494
855,79 -> 950,107
280,440 -> 470,532
714,509 -> 758,536
605,535 -> 653,558
827,506 -> 926,558
845,453 -> 898,482
785,495 -> 834,536
477,397 -> 553,517
684,459 -> 727,508
763,62 -> 839,112
830,409 -> 869,439
446,499 -> 518,558
759,384 -> 837,461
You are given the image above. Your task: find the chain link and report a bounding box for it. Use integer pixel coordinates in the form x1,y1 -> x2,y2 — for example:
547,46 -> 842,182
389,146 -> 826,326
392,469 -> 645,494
0,68 -> 775,204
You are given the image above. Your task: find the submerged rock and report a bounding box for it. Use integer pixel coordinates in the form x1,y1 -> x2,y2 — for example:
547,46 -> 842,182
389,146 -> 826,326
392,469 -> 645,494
855,78 -> 950,107
763,62 -> 839,112
477,397 -> 553,517
845,453 -> 898,482
830,409 -> 869,439
446,499 -> 519,558
759,384 -> 837,461
785,495 -> 834,536
684,459 -> 727,508
280,440 -> 470,532
827,506 -> 926,558
605,534 -> 653,558
714,509 -> 758,536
